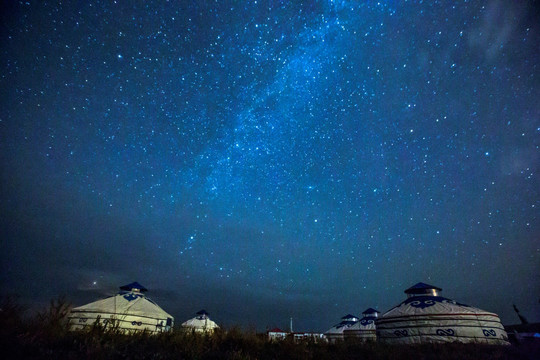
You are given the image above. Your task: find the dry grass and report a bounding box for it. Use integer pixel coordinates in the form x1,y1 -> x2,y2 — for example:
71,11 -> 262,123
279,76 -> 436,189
0,297 -> 537,359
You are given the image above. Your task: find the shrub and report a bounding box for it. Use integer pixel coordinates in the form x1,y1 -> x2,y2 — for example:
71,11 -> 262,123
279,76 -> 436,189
1,298 -> 538,359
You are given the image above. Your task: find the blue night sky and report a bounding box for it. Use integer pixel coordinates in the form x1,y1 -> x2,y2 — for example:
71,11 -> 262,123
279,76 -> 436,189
1,1 -> 539,332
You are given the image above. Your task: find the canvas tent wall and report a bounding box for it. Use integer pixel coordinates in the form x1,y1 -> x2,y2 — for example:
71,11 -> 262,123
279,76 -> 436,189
68,282 -> 174,334
181,310 -> 219,333
377,282 -> 509,345
324,314 -> 359,343
344,308 -> 379,341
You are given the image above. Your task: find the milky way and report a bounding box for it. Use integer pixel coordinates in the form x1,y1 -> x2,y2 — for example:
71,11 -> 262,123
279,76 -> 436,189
1,1 -> 538,331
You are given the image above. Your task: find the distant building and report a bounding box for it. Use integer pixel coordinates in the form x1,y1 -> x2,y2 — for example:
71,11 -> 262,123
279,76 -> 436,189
291,332 -> 325,343
324,314 -> 359,343
377,282 -> 509,345
267,327 -> 288,341
344,308 -> 379,341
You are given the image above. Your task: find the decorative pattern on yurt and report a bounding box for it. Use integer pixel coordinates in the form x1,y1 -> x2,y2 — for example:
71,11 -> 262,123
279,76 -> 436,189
68,282 -> 174,334
344,308 -> 380,341
376,282 -> 509,345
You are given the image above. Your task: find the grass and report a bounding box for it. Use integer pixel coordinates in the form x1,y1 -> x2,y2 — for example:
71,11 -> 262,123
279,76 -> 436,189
1,297 -> 538,359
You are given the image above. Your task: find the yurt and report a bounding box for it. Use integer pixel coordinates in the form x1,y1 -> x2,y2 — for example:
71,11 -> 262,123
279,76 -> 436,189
324,314 -> 359,343
377,282 -> 509,345
181,310 -> 219,333
344,308 -> 379,341
68,282 -> 174,334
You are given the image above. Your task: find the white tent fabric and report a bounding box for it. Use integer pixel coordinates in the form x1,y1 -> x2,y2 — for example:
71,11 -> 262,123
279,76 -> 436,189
324,314 -> 359,343
377,282 -> 509,345
181,310 -> 219,333
344,308 -> 379,341
68,282 -> 174,334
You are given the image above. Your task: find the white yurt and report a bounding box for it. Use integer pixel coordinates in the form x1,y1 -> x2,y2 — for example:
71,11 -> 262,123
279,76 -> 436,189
68,282 -> 174,334
181,310 -> 219,333
344,308 -> 380,341
376,282 -> 509,345
324,314 -> 359,343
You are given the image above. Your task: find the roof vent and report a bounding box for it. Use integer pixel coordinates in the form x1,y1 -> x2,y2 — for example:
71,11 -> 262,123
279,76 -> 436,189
362,308 -> 380,317
119,282 -> 148,293
404,282 -> 441,297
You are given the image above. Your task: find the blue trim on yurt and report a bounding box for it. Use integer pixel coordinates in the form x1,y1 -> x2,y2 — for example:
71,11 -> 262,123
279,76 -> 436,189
341,314 -> 358,320
383,295 -> 472,313
196,309 -> 209,316
404,282 -> 442,294
401,295 -> 469,308
333,320 -> 358,329
119,282 -> 148,292
360,317 -> 376,325
122,293 -> 143,301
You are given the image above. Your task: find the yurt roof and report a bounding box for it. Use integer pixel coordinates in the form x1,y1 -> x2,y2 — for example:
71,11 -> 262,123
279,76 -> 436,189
196,309 -> 209,316
325,322 -> 356,334
325,315 -> 359,334
383,295 -> 487,316
346,317 -> 377,330
382,282 -> 499,318
71,283 -> 172,319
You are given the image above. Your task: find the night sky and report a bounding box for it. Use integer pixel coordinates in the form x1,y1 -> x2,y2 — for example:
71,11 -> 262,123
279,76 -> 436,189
1,0 -> 539,332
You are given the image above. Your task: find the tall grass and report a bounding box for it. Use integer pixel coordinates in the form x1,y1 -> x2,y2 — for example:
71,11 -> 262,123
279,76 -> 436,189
0,297 -> 537,359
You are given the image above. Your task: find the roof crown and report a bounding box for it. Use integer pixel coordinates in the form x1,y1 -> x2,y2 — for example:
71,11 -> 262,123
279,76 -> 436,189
362,308 -> 380,316
341,314 -> 359,321
119,282 -> 148,293
404,282 -> 442,297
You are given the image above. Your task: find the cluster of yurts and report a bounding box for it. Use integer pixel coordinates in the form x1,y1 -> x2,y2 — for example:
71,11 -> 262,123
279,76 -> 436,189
68,281 -> 509,345
68,282 -> 218,334
325,282 -> 509,345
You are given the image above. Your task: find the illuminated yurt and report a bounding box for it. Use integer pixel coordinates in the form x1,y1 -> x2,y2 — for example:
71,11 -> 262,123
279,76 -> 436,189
181,310 -> 220,333
377,282 -> 509,345
344,308 -> 380,341
324,314 -> 359,343
68,282 -> 174,334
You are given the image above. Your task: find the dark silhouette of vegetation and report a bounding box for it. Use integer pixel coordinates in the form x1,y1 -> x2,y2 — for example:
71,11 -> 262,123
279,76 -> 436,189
513,304 -> 529,325
0,297 -> 538,359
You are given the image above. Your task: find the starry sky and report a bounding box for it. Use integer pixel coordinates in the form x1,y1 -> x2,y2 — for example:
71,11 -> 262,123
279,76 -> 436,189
1,0 -> 539,332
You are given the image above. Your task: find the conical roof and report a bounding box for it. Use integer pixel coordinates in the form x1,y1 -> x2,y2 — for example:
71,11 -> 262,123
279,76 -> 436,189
68,282 -> 173,334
